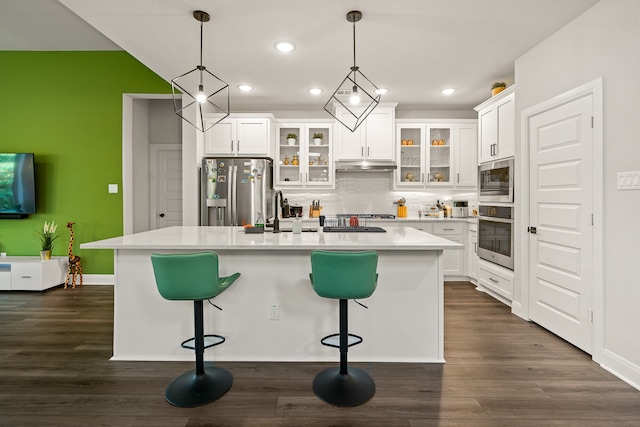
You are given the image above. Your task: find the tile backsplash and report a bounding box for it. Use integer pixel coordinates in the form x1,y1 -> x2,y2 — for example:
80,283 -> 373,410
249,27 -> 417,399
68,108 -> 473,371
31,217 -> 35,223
277,172 -> 477,217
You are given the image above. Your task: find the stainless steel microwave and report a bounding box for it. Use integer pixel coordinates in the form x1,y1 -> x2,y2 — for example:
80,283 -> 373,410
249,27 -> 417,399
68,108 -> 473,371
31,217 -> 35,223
478,159 -> 514,203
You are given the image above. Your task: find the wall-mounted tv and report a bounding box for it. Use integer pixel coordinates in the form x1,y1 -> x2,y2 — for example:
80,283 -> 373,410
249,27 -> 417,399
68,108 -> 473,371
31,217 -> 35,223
0,153 -> 36,219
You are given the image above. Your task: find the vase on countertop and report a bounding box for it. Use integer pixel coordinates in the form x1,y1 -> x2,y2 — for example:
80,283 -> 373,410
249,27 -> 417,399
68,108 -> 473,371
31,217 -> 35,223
40,250 -> 51,260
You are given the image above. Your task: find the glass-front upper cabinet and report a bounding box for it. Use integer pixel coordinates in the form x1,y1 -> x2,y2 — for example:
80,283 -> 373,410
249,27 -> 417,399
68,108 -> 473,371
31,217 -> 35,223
396,125 -> 425,187
395,121 -> 477,189
275,123 -> 333,188
427,126 -> 452,185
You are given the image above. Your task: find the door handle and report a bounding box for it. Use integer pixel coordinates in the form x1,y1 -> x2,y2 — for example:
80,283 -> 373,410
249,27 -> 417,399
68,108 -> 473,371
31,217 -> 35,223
159,213 -> 165,217
474,242 -> 477,253
368,147 -> 370,157
230,141 -> 234,152
361,147 -> 364,157
457,173 -> 460,183
237,140 -> 240,152
528,226 -> 537,234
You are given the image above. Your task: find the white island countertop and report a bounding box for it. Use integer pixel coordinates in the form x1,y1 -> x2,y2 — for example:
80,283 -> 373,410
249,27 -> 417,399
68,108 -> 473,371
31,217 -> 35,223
81,226 -> 463,251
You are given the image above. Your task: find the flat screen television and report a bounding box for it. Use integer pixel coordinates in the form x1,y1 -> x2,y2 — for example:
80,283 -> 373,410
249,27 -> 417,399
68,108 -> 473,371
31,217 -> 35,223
0,153 -> 36,218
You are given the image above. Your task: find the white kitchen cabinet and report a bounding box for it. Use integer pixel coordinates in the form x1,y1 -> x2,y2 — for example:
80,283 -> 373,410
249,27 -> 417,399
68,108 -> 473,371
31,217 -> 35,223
0,256 -> 67,291
478,259 -> 514,303
396,125 -> 426,187
475,86 -> 515,163
335,104 -> 397,161
275,123 -> 333,188
432,223 -> 465,276
454,124 -> 478,187
396,121 -> 477,189
204,115 -> 273,157
467,222 -> 478,280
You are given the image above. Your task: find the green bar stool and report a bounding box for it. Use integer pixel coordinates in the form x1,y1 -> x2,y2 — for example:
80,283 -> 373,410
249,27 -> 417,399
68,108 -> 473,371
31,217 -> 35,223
309,250 -> 378,407
150,252 -> 240,407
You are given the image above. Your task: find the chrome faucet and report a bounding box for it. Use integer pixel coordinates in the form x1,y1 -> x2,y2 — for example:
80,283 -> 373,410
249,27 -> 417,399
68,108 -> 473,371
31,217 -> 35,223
273,190 -> 283,233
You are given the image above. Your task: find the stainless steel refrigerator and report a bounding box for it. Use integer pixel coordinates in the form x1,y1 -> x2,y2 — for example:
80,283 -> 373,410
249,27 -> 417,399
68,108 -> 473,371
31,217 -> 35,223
201,157 -> 273,226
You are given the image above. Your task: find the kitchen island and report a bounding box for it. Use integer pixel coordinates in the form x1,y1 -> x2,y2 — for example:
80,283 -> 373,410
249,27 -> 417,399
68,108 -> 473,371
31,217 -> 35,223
81,226 -> 462,363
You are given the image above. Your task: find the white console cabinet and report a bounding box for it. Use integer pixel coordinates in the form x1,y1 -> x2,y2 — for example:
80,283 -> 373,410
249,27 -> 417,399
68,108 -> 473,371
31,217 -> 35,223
0,256 -> 67,291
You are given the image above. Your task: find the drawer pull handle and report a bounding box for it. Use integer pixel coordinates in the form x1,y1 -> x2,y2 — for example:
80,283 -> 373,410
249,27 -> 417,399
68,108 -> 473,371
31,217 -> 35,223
489,277 -> 499,283
443,228 -> 454,231
21,276 -> 32,279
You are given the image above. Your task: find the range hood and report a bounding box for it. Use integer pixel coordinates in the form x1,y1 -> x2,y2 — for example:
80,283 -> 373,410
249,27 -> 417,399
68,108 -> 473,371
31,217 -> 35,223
335,160 -> 397,172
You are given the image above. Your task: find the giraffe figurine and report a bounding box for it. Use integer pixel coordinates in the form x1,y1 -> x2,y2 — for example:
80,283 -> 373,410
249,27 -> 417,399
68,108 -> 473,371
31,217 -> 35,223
64,221 -> 83,289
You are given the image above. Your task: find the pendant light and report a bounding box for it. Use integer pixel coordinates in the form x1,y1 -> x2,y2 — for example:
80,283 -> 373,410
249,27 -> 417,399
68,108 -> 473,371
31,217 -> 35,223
323,11 -> 381,132
171,11 -> 230,132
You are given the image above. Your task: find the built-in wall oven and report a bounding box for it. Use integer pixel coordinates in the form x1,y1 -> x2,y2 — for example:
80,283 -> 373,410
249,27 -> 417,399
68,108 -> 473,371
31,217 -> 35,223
479,159 -> 514,203
478,205 -> 514,270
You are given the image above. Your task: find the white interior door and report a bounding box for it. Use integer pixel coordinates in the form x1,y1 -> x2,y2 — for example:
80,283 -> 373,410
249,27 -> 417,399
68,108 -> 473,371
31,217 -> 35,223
528,94 -> 594,353
150,144 -> 183,229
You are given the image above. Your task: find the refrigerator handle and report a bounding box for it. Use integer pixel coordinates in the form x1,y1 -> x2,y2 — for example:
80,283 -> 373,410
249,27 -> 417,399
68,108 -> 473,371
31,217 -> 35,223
227,165 -> 234,225
200,164 -> 206,225
231,165 -> 238,225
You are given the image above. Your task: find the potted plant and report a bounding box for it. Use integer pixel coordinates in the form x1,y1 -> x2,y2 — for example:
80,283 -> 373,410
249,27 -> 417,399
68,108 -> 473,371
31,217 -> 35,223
286,133 -> 297,145
313,132 -> 324,145
491,81 -> 507,96
34,220 -> 60,260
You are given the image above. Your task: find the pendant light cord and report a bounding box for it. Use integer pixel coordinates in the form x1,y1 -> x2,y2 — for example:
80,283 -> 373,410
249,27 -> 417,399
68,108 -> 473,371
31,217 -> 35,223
352,19 -> 358,84
199,19 -> 204,68
199,19 -> 204,85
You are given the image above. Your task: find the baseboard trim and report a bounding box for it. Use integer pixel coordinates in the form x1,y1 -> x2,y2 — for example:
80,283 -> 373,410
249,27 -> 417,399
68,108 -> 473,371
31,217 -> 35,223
599,349 -> 640,392
78,274 -> 114,285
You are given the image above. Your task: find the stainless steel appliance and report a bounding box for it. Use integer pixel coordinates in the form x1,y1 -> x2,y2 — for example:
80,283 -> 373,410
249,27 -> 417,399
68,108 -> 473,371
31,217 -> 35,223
479,159 -> 514,203
201,157 -> 273,226
478,205 -> 514,270
451,201 -> 468,218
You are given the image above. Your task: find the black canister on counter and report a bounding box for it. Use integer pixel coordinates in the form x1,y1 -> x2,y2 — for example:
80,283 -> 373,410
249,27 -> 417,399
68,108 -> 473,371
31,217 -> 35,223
282,198 -> 290,218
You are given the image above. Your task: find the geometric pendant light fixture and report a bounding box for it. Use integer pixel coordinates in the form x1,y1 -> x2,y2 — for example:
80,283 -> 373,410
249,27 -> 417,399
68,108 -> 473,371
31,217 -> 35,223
171,11 -> 230,132
323,10 -> 382,132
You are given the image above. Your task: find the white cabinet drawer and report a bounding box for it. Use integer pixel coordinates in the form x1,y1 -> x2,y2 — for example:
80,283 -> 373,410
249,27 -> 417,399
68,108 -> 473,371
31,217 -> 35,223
11,263 -> 44,291
478,263 -> 513,300
433,223 -> 464,235
407,222 -> 433,233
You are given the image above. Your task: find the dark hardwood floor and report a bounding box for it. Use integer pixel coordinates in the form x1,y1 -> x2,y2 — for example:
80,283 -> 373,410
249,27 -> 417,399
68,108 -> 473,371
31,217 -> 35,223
1,282 -> 639,426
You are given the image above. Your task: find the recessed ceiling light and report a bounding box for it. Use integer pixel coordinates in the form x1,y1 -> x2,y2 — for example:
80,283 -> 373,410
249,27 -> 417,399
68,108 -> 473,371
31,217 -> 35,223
308,88 -> 323,95
238,84 -> 253,92
440,88 -> 456,95
274,41 -> 296,53
375,88 -> 388,95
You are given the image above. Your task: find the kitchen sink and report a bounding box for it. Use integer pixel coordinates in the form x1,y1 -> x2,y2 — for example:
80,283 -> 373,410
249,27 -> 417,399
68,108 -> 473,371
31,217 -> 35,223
322,226 -> 386,233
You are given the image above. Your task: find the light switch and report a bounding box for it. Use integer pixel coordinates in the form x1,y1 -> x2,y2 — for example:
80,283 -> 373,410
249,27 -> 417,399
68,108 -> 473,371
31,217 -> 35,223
616,171 -> 640,190
108,184 -> 119,194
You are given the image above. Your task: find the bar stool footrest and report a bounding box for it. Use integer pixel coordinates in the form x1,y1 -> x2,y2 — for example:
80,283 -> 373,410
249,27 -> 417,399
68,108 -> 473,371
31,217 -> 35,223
181,334 -> 225,350
320,333 -> 363,348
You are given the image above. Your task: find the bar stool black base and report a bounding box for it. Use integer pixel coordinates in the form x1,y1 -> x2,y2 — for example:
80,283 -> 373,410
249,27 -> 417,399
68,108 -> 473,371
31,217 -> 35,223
165,367 -> 233,407
312,366 -> 375,407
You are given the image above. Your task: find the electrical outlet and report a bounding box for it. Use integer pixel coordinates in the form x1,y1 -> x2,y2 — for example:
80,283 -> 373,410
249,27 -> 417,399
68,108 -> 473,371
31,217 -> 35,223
270,304 -> 280,320
617,171 -> 640,190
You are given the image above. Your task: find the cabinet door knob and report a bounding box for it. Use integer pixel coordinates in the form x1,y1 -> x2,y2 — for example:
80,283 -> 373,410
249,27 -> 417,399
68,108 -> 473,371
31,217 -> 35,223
159,213 -> 165,218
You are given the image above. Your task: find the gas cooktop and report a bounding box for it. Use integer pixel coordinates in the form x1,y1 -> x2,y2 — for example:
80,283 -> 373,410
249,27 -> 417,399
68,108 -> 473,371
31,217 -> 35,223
334,213 -> 396,219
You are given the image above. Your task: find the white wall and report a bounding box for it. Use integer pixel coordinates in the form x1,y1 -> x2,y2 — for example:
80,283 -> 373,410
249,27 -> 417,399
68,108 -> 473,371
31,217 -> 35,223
515,0 -> 640,387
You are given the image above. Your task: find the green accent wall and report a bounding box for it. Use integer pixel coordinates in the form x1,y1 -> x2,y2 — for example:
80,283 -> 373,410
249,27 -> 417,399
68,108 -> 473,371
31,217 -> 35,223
0,51 -> 171,274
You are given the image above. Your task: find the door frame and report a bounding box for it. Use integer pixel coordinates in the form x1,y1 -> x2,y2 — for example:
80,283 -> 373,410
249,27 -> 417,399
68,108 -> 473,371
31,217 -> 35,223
517,77 -> 604,361
149,144 -> 182,230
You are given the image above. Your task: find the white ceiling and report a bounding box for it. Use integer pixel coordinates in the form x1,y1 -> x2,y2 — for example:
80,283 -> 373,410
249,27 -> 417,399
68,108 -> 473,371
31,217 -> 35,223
1,0 -> 599,112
